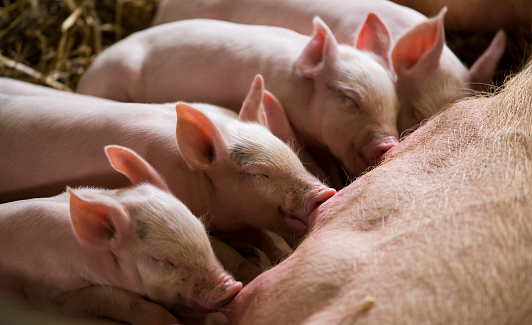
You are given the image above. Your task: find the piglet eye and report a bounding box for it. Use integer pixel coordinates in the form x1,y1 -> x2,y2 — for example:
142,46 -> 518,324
151,256 -> 179,269
343,93 -> 358,106
327,85 -> 360,109
166,260 -> 178,268
244,163 -> 270,179
246,172 -> 270,180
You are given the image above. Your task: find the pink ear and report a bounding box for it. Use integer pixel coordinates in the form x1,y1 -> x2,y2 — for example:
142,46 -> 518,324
356,13 -> 393,70
69,187 -> 128,250
105,145 -> 170,192
468,30 -> 506,90
260,90 -> 298,145
175,103 -> 227,170
297,16 -> 339,77
392,7 -> 447,74
238,74 -> 268,126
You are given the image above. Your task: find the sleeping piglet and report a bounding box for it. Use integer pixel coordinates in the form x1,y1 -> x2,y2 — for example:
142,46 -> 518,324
0,145 -> 242,324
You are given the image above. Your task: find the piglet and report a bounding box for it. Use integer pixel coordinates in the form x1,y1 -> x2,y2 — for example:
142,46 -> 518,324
0,145 -> 242,324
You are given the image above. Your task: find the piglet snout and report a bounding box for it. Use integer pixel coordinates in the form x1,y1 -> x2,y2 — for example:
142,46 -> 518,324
295,186 -> 336,226
307,187 -> 337,214
203,273 -> 242,311
363,136 -> 399,166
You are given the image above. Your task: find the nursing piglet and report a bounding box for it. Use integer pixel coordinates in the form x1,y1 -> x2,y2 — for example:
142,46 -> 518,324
151,0 -> 506,134
1,76 -> 335,244
0,145 -> 242,324
77,18 -> 400,180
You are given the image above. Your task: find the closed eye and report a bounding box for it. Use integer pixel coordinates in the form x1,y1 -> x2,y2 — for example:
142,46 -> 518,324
166,260 -> 178,268
243,163 -> 271,179
151,256 -> 179,268
327,85 -> 361,109
247,173 -> 270,179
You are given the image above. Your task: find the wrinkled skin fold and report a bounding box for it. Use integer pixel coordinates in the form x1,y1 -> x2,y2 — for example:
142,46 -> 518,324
223,60 -> 532,324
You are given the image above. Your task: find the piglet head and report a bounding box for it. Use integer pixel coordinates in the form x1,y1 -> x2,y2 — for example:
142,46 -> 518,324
176,76 -> 336,246
392,7 -> 506,134
297,16 -> 400,177
237,76 -> 337,244
69,145 -> 241,317
392,7 -> 465,134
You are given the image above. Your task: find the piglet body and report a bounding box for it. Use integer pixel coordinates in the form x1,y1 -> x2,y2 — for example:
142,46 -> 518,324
0,146 -> 241,324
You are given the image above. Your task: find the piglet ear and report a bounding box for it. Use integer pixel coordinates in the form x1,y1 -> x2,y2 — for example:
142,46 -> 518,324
260,90 -> 298,145
238,74 -> 268,126
259,90 -> 328,182
468,30 -> 506,90
68,187 -> 129,250
239,74 -> 300,145
176,102 -> 227,170
105,145 -> 170,192
392,7 -> 447,74
355,13 -> 393,70
297,16 -> 338,77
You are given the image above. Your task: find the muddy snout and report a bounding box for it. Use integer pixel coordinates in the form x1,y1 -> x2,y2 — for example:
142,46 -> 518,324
361,136 -> 399,167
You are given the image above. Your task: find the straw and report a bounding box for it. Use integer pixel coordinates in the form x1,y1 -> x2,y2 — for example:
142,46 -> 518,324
0,0 -> 159,91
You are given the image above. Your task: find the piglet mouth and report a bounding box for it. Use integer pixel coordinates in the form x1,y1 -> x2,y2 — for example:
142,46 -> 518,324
179,299 -> 215,315
281,187 -> 337,231
279,206 -> 309,231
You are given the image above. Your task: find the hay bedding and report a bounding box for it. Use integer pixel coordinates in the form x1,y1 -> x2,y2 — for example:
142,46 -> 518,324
0,0 -> 529,92
0,0 -> 159,91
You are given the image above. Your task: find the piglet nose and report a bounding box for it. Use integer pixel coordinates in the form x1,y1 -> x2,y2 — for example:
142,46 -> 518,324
305,187 -> 336,216
371,137 -> 399,164
209,274 -> 243,309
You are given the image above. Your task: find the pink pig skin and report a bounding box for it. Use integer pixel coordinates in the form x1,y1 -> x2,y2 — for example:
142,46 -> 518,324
0,76 -> 335,245
0,145 -> 241,324
151,0 -> 506,134
0,77 -> 111,103
76,18 -> 401,180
